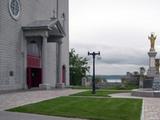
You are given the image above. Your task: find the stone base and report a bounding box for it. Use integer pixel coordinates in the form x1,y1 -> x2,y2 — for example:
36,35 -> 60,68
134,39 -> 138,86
131,89 -> 160,97
56,83 -> 64,88
152,75 -> 160,90
139,80 -> 143,88
143,79 -> 153,88
39,84 -> 54,90
147,67 -> 157,77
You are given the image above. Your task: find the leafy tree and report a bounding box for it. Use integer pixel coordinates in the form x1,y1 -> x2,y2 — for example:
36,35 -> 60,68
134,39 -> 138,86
70,49 -> 90,85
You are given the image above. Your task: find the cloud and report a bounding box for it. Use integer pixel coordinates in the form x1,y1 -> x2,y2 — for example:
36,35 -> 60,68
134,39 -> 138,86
89,63 -> 148,75
70,42 -> 151,75
70,43 -> 148,66
69,0 -> 160,74
99,48 -> 148,65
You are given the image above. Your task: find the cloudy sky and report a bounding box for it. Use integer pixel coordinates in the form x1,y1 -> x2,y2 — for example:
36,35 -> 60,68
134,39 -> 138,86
69,0 -> 160,75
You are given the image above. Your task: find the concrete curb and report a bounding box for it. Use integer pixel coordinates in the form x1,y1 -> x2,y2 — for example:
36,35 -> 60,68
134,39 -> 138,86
0,111 -> 86,120
141,99 -> 144,120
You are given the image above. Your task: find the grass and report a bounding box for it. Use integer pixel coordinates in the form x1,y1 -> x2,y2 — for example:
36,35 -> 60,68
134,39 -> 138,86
8,97 -> 142,120
102,84 -> 138,90
70,90 -> 131,97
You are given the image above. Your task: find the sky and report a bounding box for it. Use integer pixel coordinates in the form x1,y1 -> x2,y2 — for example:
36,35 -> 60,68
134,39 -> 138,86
69,0 -> 160,75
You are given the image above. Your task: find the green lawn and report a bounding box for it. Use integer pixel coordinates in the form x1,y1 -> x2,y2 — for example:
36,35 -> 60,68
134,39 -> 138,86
70,90 -> 131,97
8,97 -> 142,120
101,84 -> 138,90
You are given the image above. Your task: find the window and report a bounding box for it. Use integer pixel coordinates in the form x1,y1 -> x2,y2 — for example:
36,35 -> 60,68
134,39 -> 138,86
27,41 -> 40,57
9,0 -> 21,20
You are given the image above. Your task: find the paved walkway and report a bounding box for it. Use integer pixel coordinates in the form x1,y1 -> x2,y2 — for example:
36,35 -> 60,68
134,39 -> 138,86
0,111 -> 85,120
1,89 -> 160,120
0,89 -> 86,120
0,89 -> 84,111
143,98 -> 160,120
110,93 -> 160,120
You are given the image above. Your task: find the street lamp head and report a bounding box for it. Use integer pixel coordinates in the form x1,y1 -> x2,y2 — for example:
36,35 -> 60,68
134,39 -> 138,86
88,51 -> 90,56
88,51 -> 100,56
98,51 -> 100,55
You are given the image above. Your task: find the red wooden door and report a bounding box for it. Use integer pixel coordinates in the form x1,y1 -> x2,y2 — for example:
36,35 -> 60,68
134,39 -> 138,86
27,68 -> 42,88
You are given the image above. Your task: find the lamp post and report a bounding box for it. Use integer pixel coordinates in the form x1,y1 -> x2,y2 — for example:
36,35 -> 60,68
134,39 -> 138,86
139,67 -> 145,88
88,51 -> 100,94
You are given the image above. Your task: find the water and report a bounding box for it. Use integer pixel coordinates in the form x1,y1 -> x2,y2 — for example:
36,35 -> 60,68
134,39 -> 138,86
106,79 -> 121,83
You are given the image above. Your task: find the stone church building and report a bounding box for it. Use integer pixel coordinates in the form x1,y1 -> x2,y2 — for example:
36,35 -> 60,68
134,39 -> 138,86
0,0 -> 69,90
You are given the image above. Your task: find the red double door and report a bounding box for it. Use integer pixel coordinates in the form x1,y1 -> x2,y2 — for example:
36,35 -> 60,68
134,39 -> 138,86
27,68 -> 42,88
27,55 -> 42,88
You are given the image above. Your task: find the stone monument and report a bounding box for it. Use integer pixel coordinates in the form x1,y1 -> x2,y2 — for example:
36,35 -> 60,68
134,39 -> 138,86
146,33 -> 160,90
147,33 -> 157,77
132,33 -> 160,97
153,59 -> 160,90
139,67 -> 145,88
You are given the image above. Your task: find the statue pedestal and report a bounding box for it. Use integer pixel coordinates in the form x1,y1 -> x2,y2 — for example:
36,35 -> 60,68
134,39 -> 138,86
147,67 -> 157,77
147,50 -> 157,77
152,75 -> 160,91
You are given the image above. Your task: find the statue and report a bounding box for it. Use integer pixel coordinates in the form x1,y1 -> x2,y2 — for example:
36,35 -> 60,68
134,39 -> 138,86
148,33 -> 156,50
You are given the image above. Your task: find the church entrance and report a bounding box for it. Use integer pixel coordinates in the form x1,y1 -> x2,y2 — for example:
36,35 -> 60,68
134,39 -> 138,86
23,19 -> 65,89
26,38 -> 42,88
27,68 -> 42,88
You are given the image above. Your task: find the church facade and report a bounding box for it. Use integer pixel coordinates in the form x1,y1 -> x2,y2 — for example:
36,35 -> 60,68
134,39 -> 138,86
0,0 -> 69,90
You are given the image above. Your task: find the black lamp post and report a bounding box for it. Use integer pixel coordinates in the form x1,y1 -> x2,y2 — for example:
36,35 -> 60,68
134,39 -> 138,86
88,51 -> 100,94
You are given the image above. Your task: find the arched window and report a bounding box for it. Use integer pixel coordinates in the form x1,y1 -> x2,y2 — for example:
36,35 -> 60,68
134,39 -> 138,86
27,41 -> 40,56
9,0 -> 21,20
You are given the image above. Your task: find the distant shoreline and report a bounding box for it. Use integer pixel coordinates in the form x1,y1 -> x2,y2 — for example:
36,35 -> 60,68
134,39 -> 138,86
106,79 -> 122,83
94,75 -> 124,80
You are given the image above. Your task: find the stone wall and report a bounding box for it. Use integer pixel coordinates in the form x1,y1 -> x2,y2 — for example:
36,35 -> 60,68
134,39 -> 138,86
0,0 -> 69,90
0,0 -> 23,90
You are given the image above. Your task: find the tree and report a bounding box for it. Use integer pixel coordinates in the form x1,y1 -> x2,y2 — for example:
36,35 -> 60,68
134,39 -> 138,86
69,49 -> 90,85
